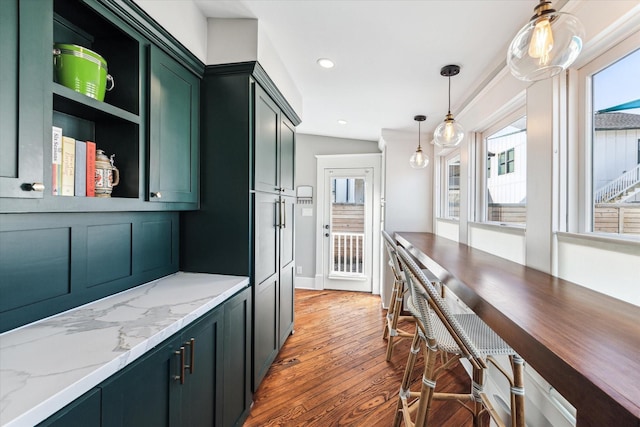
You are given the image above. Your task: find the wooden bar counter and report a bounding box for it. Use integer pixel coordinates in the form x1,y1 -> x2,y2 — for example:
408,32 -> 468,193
395,232 -> 640,427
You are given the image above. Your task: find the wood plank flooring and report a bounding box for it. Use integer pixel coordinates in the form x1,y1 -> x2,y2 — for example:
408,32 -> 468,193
243,289 -> 477,426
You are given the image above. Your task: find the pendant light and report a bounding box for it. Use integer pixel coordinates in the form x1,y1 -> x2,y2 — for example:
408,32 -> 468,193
507,0 -> 585,82
433,65 -> 464,148
410,115 -> 429,169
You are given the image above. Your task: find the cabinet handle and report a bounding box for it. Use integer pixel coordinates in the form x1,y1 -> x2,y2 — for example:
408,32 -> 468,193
151,192 -> 162,199
185,338 -> 195,374
281,199 -> 286,229
174,346 -> 185,384
23,182 -> 45,192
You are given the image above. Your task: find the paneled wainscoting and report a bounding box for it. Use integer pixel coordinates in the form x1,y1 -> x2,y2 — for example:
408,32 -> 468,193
244,289 -> 479,426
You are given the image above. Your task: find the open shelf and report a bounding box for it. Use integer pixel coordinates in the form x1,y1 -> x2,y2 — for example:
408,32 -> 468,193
51,0 -> 143,201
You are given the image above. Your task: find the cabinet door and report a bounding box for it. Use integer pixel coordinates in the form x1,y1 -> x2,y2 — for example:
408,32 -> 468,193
101,338 -> 179,427
37,388 -> 101,427
280,116 -> 295,197
279,195 -> 295,346
279,262 -> 295,348
149,45 -> 199,204
223,287 -> 252,427
253,192 -> 280,389
102,339 -> 181,427
254,84 -> 280,194
254,192 -> 280,287
0,0 -> 46,199
180,307 -> 223,427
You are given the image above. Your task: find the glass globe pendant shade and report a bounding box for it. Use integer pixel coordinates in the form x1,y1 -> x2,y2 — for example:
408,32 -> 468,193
507,6 -> 585,81
410,147 -> 429,169
410,114 -> 429,169
433,113 -> 465,148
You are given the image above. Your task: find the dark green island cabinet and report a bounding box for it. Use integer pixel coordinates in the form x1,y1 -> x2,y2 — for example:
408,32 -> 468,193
181,62 -> 301,391
38,286 -> 252,427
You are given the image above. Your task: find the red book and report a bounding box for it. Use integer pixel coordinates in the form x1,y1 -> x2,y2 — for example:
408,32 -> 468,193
86,141 -> 96,197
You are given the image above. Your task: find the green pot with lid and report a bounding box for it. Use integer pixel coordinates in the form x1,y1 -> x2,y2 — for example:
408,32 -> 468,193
53,43 -> 114,101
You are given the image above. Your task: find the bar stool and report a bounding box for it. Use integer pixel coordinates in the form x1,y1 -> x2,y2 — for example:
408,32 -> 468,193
381,231 -> 416,361
381,231 -> 445,362
394,246 -> 525,427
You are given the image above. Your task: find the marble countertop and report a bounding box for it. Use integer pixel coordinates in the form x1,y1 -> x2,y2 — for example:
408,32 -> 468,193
0,272 -> 249,427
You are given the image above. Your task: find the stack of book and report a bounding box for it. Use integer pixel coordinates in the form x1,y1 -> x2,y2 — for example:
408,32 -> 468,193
51,126 -> 96,197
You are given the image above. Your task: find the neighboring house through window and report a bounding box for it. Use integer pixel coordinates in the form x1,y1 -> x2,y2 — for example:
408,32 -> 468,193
585,48 -> 640,236
483,116 -> 527,225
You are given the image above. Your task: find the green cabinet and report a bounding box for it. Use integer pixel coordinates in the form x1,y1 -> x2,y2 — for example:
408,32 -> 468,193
0,0 -> 202,211
101,308 -> 222,427
38,286 -> 251,427
181,62 -> 300,391
254,85 -> 296,197
0,0 -> 47,199
149,45 -> 200,204
101,337 -> 178,427
253,192 -> 282,384
223,286 -> 253,427
37,388 -> 102,427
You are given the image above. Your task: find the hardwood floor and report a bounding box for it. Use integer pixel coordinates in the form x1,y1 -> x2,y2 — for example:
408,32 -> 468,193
243,289 -> 478,426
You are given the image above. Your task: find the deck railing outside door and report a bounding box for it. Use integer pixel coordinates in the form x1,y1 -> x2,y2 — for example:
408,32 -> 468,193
330,231 -> 365,276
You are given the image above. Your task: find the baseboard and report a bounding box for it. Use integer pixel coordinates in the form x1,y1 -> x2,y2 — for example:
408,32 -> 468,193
295,276 -> 316,289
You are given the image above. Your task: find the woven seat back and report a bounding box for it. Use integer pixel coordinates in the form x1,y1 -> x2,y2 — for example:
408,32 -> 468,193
396,247 -> 484,363
381,230 -> 403,282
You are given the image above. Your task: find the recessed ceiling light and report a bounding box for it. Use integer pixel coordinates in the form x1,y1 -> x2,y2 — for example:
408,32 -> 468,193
337,119 -> 347,125
317,58 -> 335,69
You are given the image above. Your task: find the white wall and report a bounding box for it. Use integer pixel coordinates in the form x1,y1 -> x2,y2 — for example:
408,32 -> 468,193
133,0 -> 208,62
294,134 -> 380,287
556,233 -> 640,306
380,129 -> 433,234
133,1 -> 303,119
468,223 -> 525,265
206,18 -> 258,64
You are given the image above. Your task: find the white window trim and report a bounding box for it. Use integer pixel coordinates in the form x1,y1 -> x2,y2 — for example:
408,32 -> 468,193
575,31 -> 640,238
439,151 -> 461,220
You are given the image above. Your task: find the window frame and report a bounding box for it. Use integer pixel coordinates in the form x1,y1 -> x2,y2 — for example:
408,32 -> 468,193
576,35 -> 640,238
438,151 -> 461,220
478,107 -> 526,225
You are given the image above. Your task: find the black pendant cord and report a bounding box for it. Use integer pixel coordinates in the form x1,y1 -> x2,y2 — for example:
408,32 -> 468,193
447,74 -> 452,115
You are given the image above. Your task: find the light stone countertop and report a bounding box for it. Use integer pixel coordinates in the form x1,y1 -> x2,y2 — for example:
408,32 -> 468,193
0,272 -> 250,427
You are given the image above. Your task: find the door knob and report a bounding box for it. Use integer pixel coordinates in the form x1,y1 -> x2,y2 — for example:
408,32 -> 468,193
324,225 -> 330,229
324,233 -> 329,237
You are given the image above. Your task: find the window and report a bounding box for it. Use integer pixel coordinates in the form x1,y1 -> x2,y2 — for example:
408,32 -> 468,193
445,155 -> 460,219
584,47 -> 640,236
484,116 -> 526,225
507,148 -> 515,173
332,178 -> 364,204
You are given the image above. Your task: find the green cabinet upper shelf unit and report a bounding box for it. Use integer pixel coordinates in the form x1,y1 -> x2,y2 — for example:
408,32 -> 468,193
0,0 -> 203,212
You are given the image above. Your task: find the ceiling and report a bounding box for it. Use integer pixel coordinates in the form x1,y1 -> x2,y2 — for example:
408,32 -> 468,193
194,1 -> 540,142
